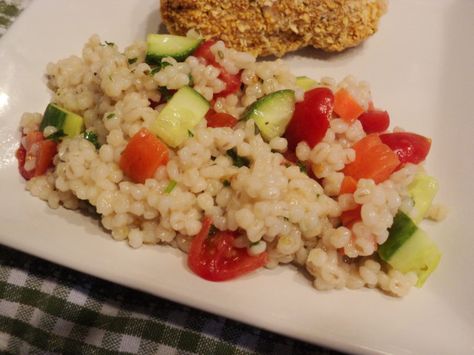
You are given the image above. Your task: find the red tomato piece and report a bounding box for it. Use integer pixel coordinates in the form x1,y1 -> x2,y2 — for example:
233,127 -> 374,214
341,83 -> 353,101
343,134 -> 400,184
16,131 -> 57,180
188,217 -> 268,281
193,40 -> 218,66
215,70 -> 241,97
284,87 -> 334,150
340,206 -> 362,226
379,132 -> 431,166
119,128 -> 169,183
193,40 -> 241,97
205,110 -> 238,128
358,110 -> 390,134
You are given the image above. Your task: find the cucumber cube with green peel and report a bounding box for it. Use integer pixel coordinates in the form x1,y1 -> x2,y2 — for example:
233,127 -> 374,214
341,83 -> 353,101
379,211 -> 441,287
40,103 -> 84,138
150,86 -> 210,148
243,90 -> 295,141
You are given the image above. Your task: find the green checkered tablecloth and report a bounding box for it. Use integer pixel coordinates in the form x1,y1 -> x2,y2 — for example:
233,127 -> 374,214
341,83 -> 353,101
0,246 -> 340,355
0,1 -> 344,354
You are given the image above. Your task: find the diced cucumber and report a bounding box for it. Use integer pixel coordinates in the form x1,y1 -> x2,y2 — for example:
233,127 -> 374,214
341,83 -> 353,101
40,103 -> 84,138
150,86 -> 210,147
379,211 -> 441,287
296,76 -> 317,91
402,174 -> 439,224
146,34 -> 202,64
243,90 -> 295,141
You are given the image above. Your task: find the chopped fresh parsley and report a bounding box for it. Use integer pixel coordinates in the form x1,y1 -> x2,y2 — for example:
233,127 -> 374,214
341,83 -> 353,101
128,57 -> 137,65
83,131 -> 101,149
187,130 -> 194,137
104,41 -> 115,46
297,161 -> 307,174
45,129 -> 66,142
150,61 -> 172,76
150,66 -> 161,76
160,61 -> 172,70
164,180 -> 177,194
223,180 -> 231,187
226,148 -> 250,168
188,74 -> 194,87
159,87 -> 173,102
106,112 -> 115,119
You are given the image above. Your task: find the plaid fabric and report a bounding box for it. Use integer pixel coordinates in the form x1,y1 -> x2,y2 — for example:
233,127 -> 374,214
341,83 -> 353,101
1,2 -> 344,354
0,0 -> 30,36
0,246 -> 343,354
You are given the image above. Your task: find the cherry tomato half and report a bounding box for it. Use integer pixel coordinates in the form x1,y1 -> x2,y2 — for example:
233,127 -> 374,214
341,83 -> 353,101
16,131 -> 57,180
193,40 -> 218,66
358,110 -> 390,134
194,40 -> 241,97
284,87 -> 334,150
215,70 -> 241,97
188,217 -> 268,281
379,132 -> 431,166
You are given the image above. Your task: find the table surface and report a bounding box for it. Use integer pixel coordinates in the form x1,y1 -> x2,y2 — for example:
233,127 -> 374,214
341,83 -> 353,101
0,1 -> 343,354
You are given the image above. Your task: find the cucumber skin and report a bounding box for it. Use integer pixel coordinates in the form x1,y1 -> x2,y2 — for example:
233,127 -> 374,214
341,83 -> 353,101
379,210 -> 441,287
40,104 -> 66,131
146,34 -> 202,64
379,211 -> 418,261
243,90 -> 295,141
40,103 -> 84,138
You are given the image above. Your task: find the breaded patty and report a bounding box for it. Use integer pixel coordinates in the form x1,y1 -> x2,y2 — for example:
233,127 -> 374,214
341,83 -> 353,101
160,0 -> 388,57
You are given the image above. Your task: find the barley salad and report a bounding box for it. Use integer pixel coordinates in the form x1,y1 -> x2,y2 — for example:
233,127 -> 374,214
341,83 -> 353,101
16,32 -> 446,297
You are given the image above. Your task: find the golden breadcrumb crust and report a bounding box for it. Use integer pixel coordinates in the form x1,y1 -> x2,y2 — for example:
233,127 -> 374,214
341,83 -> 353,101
160,0 -> 388,57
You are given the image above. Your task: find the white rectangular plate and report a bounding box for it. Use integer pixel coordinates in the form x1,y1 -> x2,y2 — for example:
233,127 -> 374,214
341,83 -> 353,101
1,1 -> 473,354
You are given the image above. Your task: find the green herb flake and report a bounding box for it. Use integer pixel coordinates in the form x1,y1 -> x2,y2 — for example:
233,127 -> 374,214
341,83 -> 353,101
160,61 -> 172,70
128,57 -> 137,65
226,148 -> 250,168
159,87 -> 173,102
46,129 -> 66,142
106,112 -> 115,119
83,131 -> 101,149
297,161 -> 307,174
208,224 -> 218,237
187,130 -> 194,137
150,66 -> 161,76
223,180 -> 231,187
105,41 -> 115,46
164,180 -> 177,194
188,74 -> 194,87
